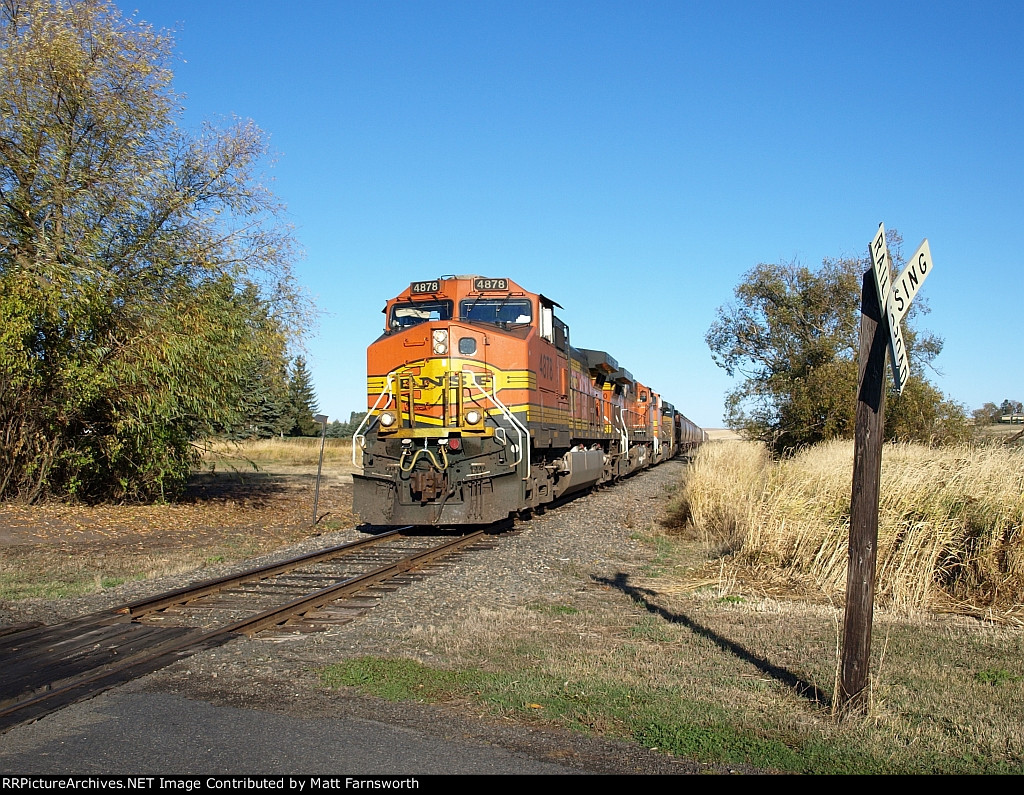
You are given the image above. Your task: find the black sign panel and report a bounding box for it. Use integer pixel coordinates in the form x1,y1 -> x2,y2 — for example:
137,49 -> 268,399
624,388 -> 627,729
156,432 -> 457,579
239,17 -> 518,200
410,280 -> 440,294
473,278 -> 508,291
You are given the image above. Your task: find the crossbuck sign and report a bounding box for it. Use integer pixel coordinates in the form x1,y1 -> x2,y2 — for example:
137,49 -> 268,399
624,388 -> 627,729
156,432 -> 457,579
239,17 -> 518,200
869,224 -> 934,395
842,222 -> 938,713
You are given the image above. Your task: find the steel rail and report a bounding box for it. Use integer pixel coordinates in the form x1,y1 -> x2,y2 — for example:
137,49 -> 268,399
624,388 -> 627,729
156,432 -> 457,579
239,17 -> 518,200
0,529 -> 489,733
213,528 -> 488,636
117,528 -> 408,618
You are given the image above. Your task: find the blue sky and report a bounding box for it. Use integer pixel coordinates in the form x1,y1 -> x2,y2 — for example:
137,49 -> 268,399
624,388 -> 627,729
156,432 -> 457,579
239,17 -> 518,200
119,0 -> 1022,428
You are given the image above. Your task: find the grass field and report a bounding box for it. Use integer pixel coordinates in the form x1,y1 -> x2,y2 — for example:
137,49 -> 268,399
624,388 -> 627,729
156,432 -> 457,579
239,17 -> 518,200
317,433 -> 1023,773
3,433 -> 1022,772
201,436 -> 358,470
668,438 -> 1024,619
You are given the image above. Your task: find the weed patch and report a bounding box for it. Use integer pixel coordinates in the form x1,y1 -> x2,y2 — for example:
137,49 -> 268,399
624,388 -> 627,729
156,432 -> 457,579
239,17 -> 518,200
528,602 -> 579,616
975,668 -> 1021,687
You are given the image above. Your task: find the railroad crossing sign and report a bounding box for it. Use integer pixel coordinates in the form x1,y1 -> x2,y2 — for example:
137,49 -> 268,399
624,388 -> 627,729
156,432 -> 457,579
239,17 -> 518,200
890,239 -> 933,326
869,224 -> 934,395
841,223 -> 936,714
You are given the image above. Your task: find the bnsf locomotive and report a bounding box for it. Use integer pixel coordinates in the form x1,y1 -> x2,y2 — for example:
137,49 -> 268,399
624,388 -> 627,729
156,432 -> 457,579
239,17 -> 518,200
352,276 -> 705,526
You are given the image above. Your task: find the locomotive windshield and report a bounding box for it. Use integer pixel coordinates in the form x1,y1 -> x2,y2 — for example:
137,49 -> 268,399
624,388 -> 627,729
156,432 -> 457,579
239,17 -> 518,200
459,297 -> 533,327
389,299 -> 453,330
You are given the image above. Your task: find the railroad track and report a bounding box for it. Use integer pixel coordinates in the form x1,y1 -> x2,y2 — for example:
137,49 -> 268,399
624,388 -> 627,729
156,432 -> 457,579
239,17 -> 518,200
0,525 -> 507,733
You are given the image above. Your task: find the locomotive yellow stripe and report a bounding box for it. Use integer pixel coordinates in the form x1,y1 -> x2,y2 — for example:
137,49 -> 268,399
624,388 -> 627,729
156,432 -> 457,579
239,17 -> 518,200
525,405 -> 571,423
367,358 -> 536,393
365,358 -> 603,438
378,403 -> 569,428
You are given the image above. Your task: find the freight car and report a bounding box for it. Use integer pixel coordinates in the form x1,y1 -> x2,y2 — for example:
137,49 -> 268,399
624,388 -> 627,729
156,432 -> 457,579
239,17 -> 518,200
352,275 -> 705,526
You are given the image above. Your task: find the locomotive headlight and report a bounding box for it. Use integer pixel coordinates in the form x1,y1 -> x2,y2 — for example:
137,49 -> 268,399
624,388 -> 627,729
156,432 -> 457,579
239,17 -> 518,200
465,409 -> 482,425
379,411 -> 396,427
432,329 -> 449,355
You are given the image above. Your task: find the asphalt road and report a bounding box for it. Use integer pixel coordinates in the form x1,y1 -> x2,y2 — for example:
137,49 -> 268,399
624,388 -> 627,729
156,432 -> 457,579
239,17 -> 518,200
0,689 -> 586,776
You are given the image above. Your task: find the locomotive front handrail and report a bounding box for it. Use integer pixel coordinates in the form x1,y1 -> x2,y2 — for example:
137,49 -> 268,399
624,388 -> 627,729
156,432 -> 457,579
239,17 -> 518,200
352,371 -> 398,466
463,370 -> 529,476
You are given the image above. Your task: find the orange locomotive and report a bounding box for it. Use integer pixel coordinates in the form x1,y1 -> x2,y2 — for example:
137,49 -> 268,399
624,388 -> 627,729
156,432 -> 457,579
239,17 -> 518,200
352,275 -> 705,525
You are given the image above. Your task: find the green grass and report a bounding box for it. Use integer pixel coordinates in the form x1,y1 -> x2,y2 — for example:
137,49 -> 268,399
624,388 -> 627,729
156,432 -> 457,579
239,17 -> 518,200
0,572 -> 94,600
975,668 -> 1021,687
321,657 -> 482,702
640,534 -> 679,578
528,602 -> 579,616
628,615 -> 672,642
0,570 -> 141,600
320,656 -> 1019,774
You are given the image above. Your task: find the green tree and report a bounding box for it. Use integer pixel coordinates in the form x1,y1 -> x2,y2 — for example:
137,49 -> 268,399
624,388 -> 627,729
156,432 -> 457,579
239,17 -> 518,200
973,402 -> 1000,426
886,378 -> 970,446
0,0 -> 306,501
286,356 -> 320,437
213,285 -> 293,440
325,411 -> 367,438
238,358 -> 292,439
999,399 -> 1023,417
706,256 -> 863,452
706,231 -> 965,454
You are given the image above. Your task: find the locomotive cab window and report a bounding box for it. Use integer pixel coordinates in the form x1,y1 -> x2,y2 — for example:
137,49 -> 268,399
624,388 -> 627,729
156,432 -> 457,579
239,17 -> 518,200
538,296 -> 568,350
389,300 -> 453,330
553,316 -> 568,352
459,297 -> 532,327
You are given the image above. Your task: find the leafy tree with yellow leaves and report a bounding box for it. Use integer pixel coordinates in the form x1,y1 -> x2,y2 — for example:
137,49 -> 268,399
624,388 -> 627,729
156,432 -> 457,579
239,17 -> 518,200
0,0 -> 308,501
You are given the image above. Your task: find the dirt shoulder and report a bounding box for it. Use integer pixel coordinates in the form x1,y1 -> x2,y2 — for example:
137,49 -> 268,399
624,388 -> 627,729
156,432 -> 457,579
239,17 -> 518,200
0,468 -> 353,546
0,466 -> 356,617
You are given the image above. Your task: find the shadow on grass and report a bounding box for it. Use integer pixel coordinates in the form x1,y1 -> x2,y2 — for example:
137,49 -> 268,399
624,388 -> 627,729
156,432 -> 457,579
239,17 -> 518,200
183,470 -> 310,505
597,571 -> 832,709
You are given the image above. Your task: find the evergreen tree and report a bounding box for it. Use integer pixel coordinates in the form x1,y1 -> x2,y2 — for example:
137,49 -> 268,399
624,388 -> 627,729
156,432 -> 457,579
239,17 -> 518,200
325,411 -> 367,438
286,356 -> 320,437
999,399 -> 1023,417
232,355 -> 291,439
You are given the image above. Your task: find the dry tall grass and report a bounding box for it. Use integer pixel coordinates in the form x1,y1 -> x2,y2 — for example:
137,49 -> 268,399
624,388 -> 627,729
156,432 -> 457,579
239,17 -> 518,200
200,437 -> 355,468
671,440 -> 1024,618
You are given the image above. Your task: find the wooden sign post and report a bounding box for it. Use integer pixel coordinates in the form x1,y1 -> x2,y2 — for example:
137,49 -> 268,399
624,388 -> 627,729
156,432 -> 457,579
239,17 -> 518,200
840,224 -> 934,714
